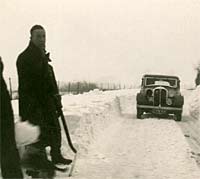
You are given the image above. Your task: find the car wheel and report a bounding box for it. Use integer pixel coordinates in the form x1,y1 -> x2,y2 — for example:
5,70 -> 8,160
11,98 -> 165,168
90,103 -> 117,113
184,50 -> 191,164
175,112 -> 182,121
137,108 -> 143,119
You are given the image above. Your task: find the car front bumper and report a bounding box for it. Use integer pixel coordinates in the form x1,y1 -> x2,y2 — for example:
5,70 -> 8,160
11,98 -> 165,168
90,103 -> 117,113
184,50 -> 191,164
137,104 -> 183,114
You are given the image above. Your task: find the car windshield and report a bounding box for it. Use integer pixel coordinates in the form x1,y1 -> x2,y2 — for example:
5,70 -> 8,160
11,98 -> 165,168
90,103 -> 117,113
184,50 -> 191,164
145,77 -> 177,88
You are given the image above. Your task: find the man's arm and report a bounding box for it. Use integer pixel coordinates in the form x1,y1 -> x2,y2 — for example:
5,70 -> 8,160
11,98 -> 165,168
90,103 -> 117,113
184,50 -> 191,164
48,64 -> 63,111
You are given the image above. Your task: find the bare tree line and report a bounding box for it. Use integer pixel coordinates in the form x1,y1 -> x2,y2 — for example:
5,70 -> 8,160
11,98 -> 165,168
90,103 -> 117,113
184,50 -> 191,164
8,79 -> 136,100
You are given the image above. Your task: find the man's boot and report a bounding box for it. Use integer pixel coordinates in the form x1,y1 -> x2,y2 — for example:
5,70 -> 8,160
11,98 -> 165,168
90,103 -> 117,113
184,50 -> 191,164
51,153 -> 72,165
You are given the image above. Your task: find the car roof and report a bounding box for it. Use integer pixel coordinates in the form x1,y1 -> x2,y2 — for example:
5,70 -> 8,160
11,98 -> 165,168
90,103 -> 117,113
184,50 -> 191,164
143,74 -> 180,80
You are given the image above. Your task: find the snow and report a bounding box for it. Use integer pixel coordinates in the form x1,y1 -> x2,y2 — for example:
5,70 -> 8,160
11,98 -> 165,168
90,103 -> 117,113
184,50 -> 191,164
9,88 -> 200,178
60,89 -> 136,155
71,119 -> 200,179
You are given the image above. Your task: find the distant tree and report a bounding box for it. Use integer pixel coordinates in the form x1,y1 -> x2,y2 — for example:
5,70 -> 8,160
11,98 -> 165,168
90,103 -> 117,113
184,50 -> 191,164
195,71 -> 200,86
195,63 -> 200,86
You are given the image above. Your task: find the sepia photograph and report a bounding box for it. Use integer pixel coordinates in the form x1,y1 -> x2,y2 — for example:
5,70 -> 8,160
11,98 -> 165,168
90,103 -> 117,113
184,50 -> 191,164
1,0 -> 200,178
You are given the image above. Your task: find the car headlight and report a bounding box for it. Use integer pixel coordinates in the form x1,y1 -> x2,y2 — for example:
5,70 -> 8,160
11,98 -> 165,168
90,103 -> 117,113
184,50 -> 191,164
146,89 -> 153,97
166,98 -> 172,105
168,91 -> 175,97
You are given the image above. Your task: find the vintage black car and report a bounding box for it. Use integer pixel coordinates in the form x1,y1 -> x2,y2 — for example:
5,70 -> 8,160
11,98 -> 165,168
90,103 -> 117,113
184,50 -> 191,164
136,74 -> 184,121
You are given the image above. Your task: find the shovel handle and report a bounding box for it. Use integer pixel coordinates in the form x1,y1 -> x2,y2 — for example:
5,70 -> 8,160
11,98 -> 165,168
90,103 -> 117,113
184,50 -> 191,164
59,110 -> 77,154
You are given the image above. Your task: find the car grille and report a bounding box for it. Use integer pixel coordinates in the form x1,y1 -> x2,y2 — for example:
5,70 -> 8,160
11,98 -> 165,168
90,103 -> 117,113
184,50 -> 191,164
153,88 -> 167,106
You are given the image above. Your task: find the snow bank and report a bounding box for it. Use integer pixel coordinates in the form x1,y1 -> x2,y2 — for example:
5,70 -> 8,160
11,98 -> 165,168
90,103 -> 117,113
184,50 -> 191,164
188,86 -> 200,120
60,89 -> 137,156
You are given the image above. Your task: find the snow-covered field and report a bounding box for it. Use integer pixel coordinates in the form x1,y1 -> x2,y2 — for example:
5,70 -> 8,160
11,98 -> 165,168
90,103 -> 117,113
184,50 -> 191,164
11,88 -> 200,179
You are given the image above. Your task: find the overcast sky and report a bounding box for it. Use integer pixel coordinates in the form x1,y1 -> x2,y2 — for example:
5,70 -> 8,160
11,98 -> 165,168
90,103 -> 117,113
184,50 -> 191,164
1,0 -> 200,87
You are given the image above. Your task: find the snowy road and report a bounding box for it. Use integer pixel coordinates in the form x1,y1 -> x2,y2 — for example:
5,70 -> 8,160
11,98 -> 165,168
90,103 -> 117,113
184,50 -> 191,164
66,117 -> 200,179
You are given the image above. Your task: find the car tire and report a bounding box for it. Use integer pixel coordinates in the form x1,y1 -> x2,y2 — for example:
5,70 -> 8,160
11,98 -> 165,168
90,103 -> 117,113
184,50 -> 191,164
137,107 -> 143,119
175,112 -> 182,121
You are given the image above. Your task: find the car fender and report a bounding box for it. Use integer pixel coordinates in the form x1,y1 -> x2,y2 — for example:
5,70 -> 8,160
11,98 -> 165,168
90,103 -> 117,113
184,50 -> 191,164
174,95 -> 184,107
136,93 -> 147,105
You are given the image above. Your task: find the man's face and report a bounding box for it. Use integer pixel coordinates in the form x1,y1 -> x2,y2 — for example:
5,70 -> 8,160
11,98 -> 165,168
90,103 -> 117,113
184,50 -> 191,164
31,29 -> 46,50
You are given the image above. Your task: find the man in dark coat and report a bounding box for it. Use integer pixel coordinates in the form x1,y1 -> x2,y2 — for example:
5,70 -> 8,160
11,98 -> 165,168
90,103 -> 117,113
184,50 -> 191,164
16,25 -> 72,165
0,57 -> 23,178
